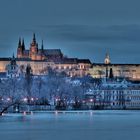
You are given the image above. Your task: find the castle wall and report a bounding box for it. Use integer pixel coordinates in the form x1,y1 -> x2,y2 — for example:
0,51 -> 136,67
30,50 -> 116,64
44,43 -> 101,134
1,59 -> 140,80
89,64 -> 140,80
16,61 -> 55,75
16,61 -> 91,77
0,60 -> 10,72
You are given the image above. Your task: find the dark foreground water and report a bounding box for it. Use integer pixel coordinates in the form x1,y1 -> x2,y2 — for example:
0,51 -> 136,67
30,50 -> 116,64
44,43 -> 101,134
0,110 -> 140,140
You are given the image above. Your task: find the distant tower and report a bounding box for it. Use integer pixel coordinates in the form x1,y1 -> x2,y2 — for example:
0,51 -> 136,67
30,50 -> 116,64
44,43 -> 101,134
41,40 -> 45,60
41,40 -> 44,51
21,38 -> 25,51
11,53 -> 16,66
17,38 -> 22,58
104,53 -> 111,65
6,53 -> 19,78
29,33 -> 38,60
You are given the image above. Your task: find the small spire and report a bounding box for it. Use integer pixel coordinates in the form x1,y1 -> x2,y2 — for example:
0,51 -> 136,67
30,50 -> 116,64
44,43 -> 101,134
41,40 -> 44,50
11,53 -> 16,66
22,38 -> 25,50
33,33 -> 36,43
106,53 -> 110,59
18,38 -> 21,47
104,52 -> 111,64
13,53 -> 15,59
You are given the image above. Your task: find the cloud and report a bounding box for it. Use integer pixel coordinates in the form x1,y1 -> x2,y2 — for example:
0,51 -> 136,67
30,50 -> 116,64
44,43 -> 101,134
36,24 -> 140,45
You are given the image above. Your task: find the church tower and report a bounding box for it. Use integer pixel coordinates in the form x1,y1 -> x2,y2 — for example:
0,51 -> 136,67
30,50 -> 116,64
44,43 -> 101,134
41,40 -> 44,60
17,38 -> 26,58
21,39 -> 25,51
104,53 -> 111,65
104,53 -> 111,80
29,33 -> 38,60
17,38 -> 23,58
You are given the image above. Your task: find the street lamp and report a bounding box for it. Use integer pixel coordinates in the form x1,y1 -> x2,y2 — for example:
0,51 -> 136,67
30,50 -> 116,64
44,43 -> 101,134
7,98 -> 11,101
90,99 -> 93,102
23,97 -> 28,102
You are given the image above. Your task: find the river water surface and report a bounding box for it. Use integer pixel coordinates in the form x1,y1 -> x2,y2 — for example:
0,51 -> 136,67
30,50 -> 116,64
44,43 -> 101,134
0,110 -> 140,140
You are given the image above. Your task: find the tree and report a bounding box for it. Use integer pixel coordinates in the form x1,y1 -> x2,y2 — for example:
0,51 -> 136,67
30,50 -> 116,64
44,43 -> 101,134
109,68 -> 114,79
98,70 -> 105,78
25,64 -> 32,103
0,77 -> 26,115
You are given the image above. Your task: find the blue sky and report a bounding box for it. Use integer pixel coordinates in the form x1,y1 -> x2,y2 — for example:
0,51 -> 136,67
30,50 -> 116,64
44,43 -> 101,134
0,0 -> 140,63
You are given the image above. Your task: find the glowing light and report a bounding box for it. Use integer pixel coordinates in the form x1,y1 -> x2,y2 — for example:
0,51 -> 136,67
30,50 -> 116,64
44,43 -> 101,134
55,98 -> 60,102
23,98 -> 28,102
23,111 -> 26,115
55,111 -> 58,115
82,100 -> 85,103
90,111 -> 93,116
15,108 -> 18,112
31,98 -> 34,101
30,111 -> 33,115
7,98 -> 11,101
90,99 -> 93,102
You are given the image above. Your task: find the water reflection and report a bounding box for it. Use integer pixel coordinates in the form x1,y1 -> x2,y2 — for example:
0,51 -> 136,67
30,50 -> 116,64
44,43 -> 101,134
0,111 -> 140,140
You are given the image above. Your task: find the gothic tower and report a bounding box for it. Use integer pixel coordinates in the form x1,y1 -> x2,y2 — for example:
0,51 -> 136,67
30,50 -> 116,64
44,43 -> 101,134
29,33 -> 38,60
21,39 -> 25,51
17,38 -> 22,58
41,40 -> 44,60
104,53 -> 111,65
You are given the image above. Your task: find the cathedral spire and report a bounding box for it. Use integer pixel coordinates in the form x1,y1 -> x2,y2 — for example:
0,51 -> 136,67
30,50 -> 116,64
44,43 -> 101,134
33,33 -> 36,43
18,38 -> 21,48
41,40 -> 44,50
22,38 -> 25,50
106,53 -> 110,59
11,53 -> 16,66
104,53 -> 111,64
12,53 -> 15,59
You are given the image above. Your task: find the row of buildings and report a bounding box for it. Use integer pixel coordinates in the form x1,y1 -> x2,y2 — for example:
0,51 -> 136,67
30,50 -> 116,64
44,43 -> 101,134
84,80 -> 140,109
0,34 -> 140,81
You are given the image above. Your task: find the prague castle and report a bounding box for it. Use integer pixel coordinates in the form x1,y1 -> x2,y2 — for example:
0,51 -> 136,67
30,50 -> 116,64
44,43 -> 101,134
1,34 -> 91,77
0,33 -> 140,80
17,33 -> 63,61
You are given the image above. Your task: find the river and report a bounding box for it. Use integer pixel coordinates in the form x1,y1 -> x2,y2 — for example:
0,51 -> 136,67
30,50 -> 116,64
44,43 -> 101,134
0,110 -> 140,140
